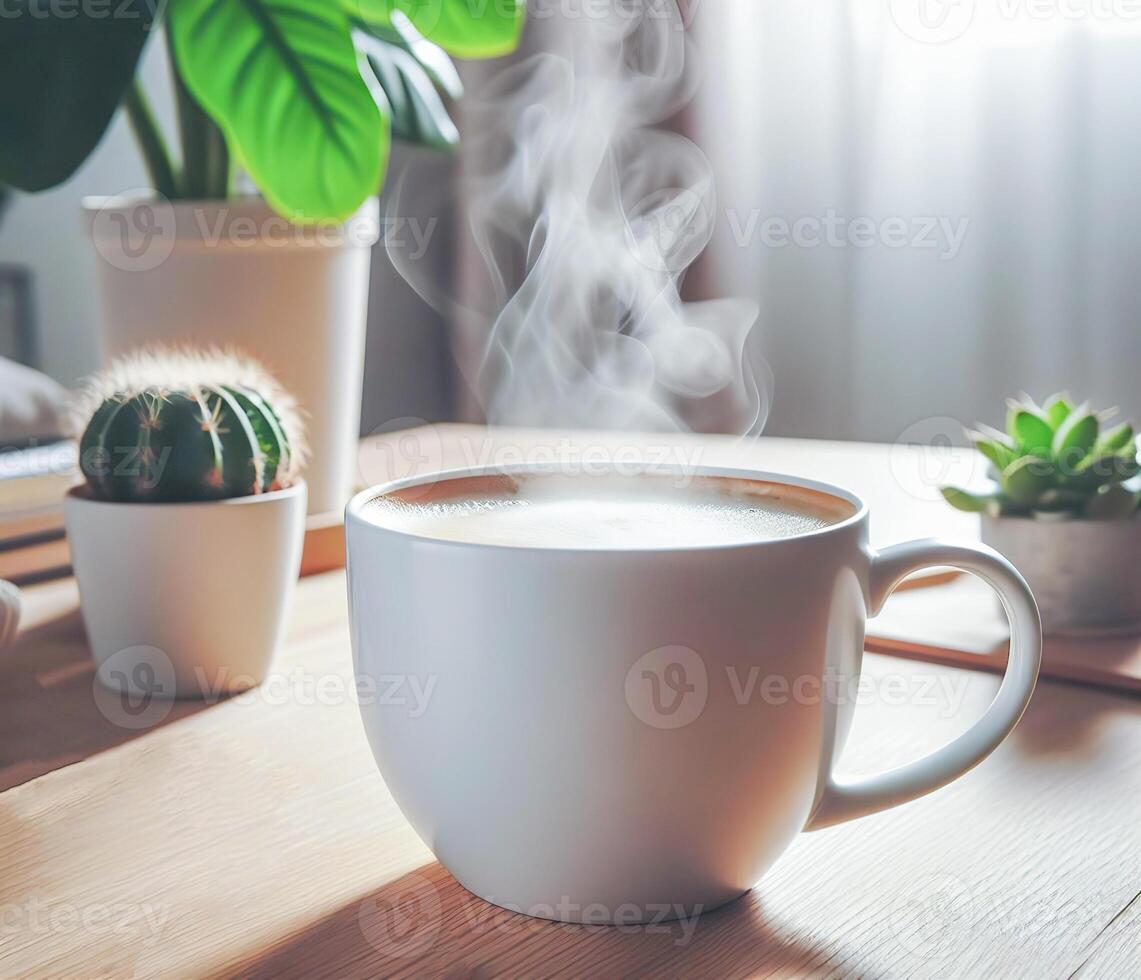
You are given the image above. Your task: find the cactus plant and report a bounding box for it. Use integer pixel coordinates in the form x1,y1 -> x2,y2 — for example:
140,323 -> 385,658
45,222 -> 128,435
75,348 -> 304,503
941,393 -> 1141,519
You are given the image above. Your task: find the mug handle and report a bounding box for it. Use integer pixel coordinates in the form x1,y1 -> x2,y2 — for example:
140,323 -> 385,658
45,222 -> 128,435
805,539 -> 1042,831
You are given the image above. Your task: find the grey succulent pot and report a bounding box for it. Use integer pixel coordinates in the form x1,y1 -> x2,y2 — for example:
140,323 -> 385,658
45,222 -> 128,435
981,513 -> 1141,636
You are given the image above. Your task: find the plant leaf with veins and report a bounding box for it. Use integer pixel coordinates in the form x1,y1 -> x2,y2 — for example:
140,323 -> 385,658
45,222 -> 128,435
169,0 -> 388,221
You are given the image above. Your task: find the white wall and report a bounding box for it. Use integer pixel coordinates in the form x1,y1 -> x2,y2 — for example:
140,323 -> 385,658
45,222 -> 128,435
6,12 -> 1139,446
0,36 -> 458,434
694,2 -> 1141,442
0,38 -> 175,385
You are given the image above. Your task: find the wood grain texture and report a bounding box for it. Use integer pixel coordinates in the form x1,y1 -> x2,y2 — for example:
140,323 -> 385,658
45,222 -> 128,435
299,510 -> 347,578
0,577 -> 210,792
1,571 -> 1139,978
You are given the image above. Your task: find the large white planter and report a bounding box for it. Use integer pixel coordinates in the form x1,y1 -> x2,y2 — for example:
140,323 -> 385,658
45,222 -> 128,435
982,513 -> 1141,635
65,482 -> 306,698
84,196 -> 379,515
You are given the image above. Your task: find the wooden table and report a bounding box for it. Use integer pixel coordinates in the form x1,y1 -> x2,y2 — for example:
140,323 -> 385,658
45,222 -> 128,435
1,430 -> 1139,978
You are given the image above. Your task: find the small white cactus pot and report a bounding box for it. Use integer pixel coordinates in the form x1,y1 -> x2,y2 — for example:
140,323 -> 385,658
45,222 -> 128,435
64,481 -> 306,698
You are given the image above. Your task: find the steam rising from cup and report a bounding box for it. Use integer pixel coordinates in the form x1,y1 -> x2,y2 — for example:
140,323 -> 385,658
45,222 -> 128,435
387,0 -> 770,434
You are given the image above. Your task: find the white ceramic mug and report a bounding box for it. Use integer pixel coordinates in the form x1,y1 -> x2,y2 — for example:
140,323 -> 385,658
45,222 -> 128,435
346,465 -> 1041,923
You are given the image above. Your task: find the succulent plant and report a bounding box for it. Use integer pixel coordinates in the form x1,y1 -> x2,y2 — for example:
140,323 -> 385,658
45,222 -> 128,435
942,394 -> 1140,519
76,348 -> 304,503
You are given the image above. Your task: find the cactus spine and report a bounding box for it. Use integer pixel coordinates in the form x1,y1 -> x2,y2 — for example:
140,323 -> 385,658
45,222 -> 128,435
76,350 -> 302,504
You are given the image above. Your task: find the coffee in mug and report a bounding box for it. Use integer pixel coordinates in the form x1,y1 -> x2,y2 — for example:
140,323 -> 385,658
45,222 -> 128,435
361,472 -> 852,548
347,464 -> 1041,923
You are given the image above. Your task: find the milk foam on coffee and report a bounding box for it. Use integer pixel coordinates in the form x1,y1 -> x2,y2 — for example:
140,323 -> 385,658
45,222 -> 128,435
363,474 -> 850,549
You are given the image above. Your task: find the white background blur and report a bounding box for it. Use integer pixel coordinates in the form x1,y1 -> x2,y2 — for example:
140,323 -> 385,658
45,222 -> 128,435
1,0 -> 1138,443
696,0 -> 1141,440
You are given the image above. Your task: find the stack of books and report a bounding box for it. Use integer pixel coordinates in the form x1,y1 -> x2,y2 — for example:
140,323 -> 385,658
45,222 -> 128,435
0,442 -> 347,584
0,442 -> 78,584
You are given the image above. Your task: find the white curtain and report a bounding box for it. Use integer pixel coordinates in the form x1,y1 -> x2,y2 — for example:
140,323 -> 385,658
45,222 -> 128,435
694,1 -> 1141,442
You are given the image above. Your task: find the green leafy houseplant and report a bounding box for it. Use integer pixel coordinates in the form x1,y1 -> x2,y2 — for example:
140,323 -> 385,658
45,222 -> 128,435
76,348 -> 305,502
0,0 -> 524,220
941,394 -> 1141,520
